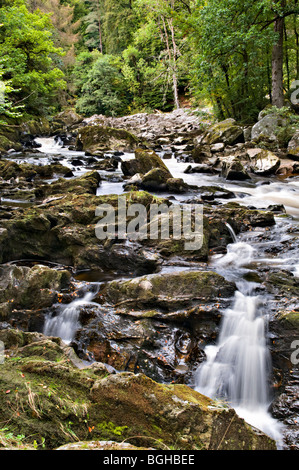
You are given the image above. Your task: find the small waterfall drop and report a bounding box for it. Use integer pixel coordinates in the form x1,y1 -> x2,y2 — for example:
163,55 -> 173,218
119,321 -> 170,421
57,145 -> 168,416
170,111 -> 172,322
195,225 -> 283,445
43,289 -> 97,345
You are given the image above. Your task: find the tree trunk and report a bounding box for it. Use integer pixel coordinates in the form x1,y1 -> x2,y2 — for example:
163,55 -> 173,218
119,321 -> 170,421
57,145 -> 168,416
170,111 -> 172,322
168,17 -> 180,109
161,15 -> 180,110
271,2 -> 286,108
97,0 -> 103,54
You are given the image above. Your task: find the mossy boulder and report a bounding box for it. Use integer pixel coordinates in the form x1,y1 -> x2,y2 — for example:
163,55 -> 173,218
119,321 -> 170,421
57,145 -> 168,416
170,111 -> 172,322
121,148 -> 172,177
221,158 -> 250,181
34,170 -> 101,199
0,160 -> 70,181
202,119 -> 244,146
246,148 -> 281,176
0,134 -> 23,153
53,109 -> 84,128
0,264 -> 71,314
101,270 -> 236,311
287,130 -> 299,160
76,125 -> 140,154
251,113 -> 296,147
0,330 -> 277,450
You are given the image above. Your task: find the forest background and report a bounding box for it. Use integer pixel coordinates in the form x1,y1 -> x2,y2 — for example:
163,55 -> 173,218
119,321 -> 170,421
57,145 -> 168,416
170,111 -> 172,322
1,0 -> 299,126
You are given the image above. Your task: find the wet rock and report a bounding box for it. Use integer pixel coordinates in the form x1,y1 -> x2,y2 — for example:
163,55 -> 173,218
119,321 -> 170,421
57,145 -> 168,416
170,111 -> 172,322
0,160 -> 71,181
247,148 -> 281,176
287,130 -> 299,161
34,170 -> 101,198
101,270 -> 236,311
0,330 -> 277,450
184,164 -> 217,175
202,119 -> 244,146
197,186 -> 236,201
0,264 -> 71,315
221,158 -> 251,180
76,125 -> 140,154
121,148 -> 171,177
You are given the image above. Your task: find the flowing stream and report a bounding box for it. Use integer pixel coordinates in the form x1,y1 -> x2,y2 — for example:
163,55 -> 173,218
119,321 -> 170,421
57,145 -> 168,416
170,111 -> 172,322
43,288 -> 99,345
194,230 -> 284,444
27,137 -> 299,446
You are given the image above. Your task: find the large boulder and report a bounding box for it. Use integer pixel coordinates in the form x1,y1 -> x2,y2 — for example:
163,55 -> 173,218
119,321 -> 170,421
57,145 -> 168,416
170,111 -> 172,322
0,330 -> 276,450
246,148 -> 281,176
201,119 -> 244,146
53,108 -> 84,128
121,148 -> 172,177
0,264 -> 71,315
221,158 -> 251,180
251,113 -> 295,146
101,270 -> 236,311
76,125 -> 140,155
287,130 -> 299,160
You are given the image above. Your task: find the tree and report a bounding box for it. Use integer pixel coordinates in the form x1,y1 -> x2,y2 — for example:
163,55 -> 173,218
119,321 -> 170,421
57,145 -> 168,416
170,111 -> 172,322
0,67 -> 24,125
27,0 -> 81,98
0,1 -> 66,115
75,54 -> 130,116
270,0 -> 299,107
131,0 -> 191,110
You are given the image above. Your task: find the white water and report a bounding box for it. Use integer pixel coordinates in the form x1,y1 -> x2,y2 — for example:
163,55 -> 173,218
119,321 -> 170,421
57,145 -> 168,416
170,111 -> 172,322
43,291 -> 97,345
195,234 -> 284,445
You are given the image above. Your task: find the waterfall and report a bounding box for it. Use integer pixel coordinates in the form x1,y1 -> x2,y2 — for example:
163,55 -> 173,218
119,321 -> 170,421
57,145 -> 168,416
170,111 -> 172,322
225,222 -> 238,243
43,290 -> 97,345
195,232 -> 283,445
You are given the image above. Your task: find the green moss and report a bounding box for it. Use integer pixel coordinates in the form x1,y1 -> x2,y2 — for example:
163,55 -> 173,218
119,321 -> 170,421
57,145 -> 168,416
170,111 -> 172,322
76,125 -> 140,153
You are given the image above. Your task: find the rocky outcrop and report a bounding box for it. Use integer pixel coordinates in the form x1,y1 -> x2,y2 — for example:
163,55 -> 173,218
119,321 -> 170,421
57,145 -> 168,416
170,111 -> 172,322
0,329 -> 277,450
101,270 -> 236,311
246,148 -> 281,176
287,130 -> 299,160
200,118 -> 244,146
75,125 -> 140,155
0,264 -> 71,314
121,148 -> 172,177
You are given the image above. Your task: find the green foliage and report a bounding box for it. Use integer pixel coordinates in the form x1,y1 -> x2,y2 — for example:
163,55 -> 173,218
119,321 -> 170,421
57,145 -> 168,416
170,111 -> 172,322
75,54 -> 131,116
0,0 -> 66,116
0,69 -> 24,124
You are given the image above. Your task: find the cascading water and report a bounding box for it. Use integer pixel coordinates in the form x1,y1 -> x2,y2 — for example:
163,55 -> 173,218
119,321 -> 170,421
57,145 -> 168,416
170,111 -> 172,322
195,226 -> 284,445
43,289 -> 97,345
